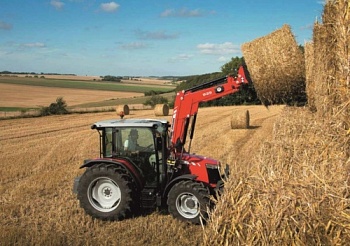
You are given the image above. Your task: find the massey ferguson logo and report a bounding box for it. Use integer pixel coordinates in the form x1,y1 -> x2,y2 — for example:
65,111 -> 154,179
172,108 -> 177,119
203,91 -> 212,97
170,108 -> 177,134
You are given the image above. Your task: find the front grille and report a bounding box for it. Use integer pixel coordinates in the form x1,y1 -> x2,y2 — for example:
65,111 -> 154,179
207,168 -> 221,184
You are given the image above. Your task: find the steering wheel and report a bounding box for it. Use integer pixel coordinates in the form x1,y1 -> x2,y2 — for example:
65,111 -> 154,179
146,144 -> 154,149
139,144 -> 154,152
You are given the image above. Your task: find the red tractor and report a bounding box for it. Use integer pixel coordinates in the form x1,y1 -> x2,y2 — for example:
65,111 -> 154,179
73,66 -> 248,224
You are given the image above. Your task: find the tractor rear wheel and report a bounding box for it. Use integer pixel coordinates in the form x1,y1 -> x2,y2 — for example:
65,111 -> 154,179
167,180 -> 210,224
77,164 -> 133,221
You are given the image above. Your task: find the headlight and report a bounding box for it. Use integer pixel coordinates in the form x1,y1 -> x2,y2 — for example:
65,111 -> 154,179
206,163 -> 219,169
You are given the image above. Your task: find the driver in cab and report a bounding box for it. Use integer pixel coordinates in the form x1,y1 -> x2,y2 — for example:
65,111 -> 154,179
124,129 -> 140,153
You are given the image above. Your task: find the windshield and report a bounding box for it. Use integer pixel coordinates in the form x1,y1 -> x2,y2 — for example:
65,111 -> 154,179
120,128 -> 155,152
102,126 -> 168,159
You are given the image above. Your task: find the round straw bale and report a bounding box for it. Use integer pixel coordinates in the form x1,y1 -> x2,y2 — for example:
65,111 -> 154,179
154,104 -> 169,116
116,104 -> 129,115
231,110 -> 250,129
241,25 -> 306,106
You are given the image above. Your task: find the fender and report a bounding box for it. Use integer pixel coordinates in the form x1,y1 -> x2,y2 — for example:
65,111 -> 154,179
80,158 -> 145,190
163,174 -> 197,197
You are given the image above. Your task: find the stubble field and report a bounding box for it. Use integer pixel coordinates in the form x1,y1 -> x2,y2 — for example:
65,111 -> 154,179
0,83 -> 144,108
0,105 -> 283,245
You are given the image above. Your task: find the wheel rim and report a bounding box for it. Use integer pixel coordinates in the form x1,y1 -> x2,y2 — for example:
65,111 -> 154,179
87,177 -> 121,212
175,192 -> 200,219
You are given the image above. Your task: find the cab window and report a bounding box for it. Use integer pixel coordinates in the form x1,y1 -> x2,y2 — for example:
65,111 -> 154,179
120,128 -> 155,152
104,128 -> 113,157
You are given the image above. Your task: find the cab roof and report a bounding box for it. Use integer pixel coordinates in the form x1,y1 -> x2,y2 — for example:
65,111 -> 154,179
91,118 -> 169,129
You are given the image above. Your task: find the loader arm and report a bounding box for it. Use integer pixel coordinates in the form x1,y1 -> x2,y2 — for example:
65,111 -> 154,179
170,66 -> 248,151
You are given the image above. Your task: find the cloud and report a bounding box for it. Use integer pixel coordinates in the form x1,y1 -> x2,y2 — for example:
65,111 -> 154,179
160,9 -> 173,17
51,0 -> 65,10
217,56 -> 230,62
100,2 -> 120,12
169,54 -> 193,62
120,42 -> 147,50
135,30 -> 178,40
0,21 -> 13,30
160,8 -> 209,17
197,42 -> 240,55
317,0 -> 326,5
22,42 -> 46,48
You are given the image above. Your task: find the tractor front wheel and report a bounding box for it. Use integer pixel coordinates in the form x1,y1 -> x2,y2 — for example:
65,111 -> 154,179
167,180 -> 210,224
77,164 -> 133,221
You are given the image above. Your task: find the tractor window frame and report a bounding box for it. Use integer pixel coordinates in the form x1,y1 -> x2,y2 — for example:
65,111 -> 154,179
102,127 -> 114,158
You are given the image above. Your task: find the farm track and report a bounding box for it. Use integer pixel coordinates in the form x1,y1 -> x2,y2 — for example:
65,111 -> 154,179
0,105 -> 284,245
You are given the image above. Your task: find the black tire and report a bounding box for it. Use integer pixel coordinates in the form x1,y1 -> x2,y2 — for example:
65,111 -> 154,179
167,180 -> 210,224
77,164 -> 133,221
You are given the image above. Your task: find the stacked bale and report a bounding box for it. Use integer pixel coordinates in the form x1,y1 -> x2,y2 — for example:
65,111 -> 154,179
312,6 -> 338,117
304,42 -> 317,112
204,108 -> 350,245
116,104 -> 129,115
154,104 -> 169,116
241,24 -> 306,106
335,1 -> 350,120
230,110 -> 250,129
311,0 -> 349,129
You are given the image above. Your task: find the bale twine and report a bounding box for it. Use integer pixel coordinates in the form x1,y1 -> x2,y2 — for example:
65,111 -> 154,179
241,24 -> 306,106
231,110 -> 250,129
154,104 -> 169,116
116,104 -> 129,115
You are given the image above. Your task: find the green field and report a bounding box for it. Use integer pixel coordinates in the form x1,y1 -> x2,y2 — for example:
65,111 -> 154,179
0,76 -> 175,94
0,107 -> 34,112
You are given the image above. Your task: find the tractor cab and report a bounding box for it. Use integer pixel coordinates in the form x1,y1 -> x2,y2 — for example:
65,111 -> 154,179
91,119 -> 170,185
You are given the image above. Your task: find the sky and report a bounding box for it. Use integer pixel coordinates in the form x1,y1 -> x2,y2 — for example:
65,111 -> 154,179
0,0 -> 325,76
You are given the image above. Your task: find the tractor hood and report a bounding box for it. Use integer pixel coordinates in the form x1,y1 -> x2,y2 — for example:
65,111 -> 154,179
176,152 -> 223,186
177,152 -> 219,166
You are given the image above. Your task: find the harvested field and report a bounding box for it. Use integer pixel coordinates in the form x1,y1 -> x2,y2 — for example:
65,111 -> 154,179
126,77 -> 174,85
0,105 -> 283,245
0,83 -> 143,108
